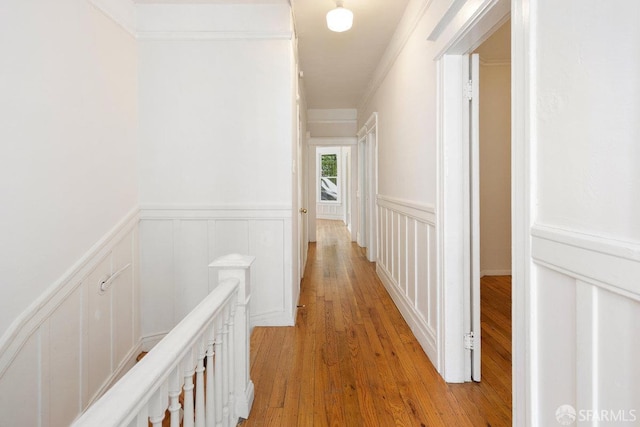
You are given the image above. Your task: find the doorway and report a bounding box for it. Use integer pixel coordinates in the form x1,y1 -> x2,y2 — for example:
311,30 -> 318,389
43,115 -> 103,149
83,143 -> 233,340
435,0 -> 511,384
357,113 -> 378,263
469,20 -> 512,382
308,140 -> 358,244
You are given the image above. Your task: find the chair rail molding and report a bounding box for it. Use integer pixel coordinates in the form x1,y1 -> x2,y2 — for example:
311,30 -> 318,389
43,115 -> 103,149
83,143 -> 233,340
375,195 -> 439,370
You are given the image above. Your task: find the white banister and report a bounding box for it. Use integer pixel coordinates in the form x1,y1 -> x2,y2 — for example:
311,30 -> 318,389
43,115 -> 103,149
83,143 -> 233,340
71,254 -> 255,427
209,254 -> 255,420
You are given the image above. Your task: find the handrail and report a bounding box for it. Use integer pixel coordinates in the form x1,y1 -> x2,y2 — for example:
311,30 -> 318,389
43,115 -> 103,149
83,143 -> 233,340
72,254 -> 255,427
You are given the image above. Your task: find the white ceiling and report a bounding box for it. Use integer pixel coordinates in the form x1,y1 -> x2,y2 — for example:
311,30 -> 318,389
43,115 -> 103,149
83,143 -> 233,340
292,0 -> 410,109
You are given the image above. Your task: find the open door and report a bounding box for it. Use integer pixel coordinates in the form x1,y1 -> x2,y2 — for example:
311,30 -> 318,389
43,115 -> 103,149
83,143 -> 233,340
468,53 -> 482,381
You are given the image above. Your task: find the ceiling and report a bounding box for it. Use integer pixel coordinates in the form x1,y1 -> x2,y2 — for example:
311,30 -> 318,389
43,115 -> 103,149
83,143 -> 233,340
292,0 -> 410,109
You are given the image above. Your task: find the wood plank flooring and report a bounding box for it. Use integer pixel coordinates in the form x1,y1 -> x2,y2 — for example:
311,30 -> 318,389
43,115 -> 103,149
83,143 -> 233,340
241,220 -> 511,426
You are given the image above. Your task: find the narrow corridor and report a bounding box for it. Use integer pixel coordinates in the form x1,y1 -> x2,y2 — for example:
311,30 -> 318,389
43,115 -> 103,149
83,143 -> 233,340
241,220 -> 511,426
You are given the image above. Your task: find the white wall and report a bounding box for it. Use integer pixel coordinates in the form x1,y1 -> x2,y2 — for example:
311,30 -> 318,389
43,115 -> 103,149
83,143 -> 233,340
0,0 -> 139,424
528,1 -> 640,424
0,0 -> 138,339
137,3 -> 296,330
357,0 -> 443,372
478,62 -> 511,276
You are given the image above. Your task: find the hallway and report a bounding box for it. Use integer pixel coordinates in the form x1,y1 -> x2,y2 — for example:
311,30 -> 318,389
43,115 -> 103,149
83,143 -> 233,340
242,220 -> 511,426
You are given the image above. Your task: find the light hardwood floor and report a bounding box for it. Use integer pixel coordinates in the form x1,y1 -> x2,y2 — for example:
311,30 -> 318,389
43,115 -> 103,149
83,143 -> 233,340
240,220 -> 511,426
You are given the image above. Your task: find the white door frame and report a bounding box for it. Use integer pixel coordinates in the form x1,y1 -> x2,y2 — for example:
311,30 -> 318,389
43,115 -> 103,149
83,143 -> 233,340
435,0 -> 508,379
307,137 -> 358,242
434,0 -> 532,423
357,113 -> 378,263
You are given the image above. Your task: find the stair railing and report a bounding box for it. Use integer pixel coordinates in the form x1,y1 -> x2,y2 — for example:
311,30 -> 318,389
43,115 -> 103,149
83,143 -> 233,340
72,254 -> 255,427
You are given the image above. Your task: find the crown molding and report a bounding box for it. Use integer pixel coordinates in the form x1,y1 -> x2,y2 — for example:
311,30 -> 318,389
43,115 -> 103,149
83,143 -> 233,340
137,30 -> 293,40
90,0 -> 292,40
308,137 -> 357,146
358,0 -> 432,112
90,0 -> 137,37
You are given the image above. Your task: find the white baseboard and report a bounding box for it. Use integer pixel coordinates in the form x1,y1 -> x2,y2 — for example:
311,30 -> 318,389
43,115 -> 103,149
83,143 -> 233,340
251,311 -> 295,327
0,209 -> 139,376
376,264 -> 439,370
480,269 -> 512,277
236,380 -> 255,420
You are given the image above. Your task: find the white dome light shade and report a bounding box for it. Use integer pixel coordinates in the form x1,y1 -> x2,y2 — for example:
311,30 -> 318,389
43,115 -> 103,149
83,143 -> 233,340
326,6 -> 353,32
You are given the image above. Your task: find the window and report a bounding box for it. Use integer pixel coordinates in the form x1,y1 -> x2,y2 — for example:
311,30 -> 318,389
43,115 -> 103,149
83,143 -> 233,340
319,153 -> 339,202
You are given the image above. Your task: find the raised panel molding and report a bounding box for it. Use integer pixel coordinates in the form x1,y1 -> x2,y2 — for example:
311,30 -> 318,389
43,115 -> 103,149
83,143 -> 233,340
0,210 -> 141,426
531,224 -> 640,300
316,202 -> 344,220
139,207 -> 294,334
375,197 -> 439,370
377,195 -> 436,223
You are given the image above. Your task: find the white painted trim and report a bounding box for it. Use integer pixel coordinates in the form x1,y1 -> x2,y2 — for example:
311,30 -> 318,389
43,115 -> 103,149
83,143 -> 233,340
434,0 -> 511,384
377,264 -> 439,365
90,0 -> 293,40
308,137 -> 357,146
531,224 -> 640,301
139,206 -> 292,219
437,54 -> 467,383
90,0 -> 137,37
426,0 -> 467,41
0,209 -> 140,376
377,195 -> 436,223
250,310 -> 295,327
306,119 -> 358,125
137,30 -> 293,40
139,210 -> 293,330
88,338 -> 145,408
356,112 -> 381,138
511,0 -> 534,424
140,332 -> 168,352
433,0 -> 511,59
480,269 -> 511,277
358,0 -> 433,112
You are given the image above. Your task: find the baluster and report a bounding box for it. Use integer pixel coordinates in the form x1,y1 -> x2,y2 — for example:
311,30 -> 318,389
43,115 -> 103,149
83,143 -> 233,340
227,303 -> 236,422
195,339 -> 206,427
214,315 -> 224,427
206,324 -> 216,427
168,367 -> 182,427
149,383 -> 168,427
222,307 -> 230,427
183,352 -> 196,427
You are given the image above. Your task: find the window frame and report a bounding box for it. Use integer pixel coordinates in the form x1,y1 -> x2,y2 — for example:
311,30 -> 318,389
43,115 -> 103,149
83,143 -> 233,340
317,149 -> 341,204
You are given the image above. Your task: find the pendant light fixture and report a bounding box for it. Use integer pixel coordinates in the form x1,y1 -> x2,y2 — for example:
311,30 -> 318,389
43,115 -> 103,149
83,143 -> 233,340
326,1 -> 353,32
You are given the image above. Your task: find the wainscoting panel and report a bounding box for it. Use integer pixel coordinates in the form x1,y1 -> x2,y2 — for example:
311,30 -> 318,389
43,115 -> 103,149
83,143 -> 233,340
376,196 -> 438,366
0,211 -> 141,427
531,223 -> 640,425
139,207 -> 293,337
317,201 -> 344,221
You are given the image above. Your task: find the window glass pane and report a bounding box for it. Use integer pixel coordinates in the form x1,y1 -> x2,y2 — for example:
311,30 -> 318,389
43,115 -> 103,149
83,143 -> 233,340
321,154 -> 337,177
320,177 -> 338,201
319,153 -> 339,201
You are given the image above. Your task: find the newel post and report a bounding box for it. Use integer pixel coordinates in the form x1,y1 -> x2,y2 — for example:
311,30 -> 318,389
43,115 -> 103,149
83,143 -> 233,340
208,254 -> 255,420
